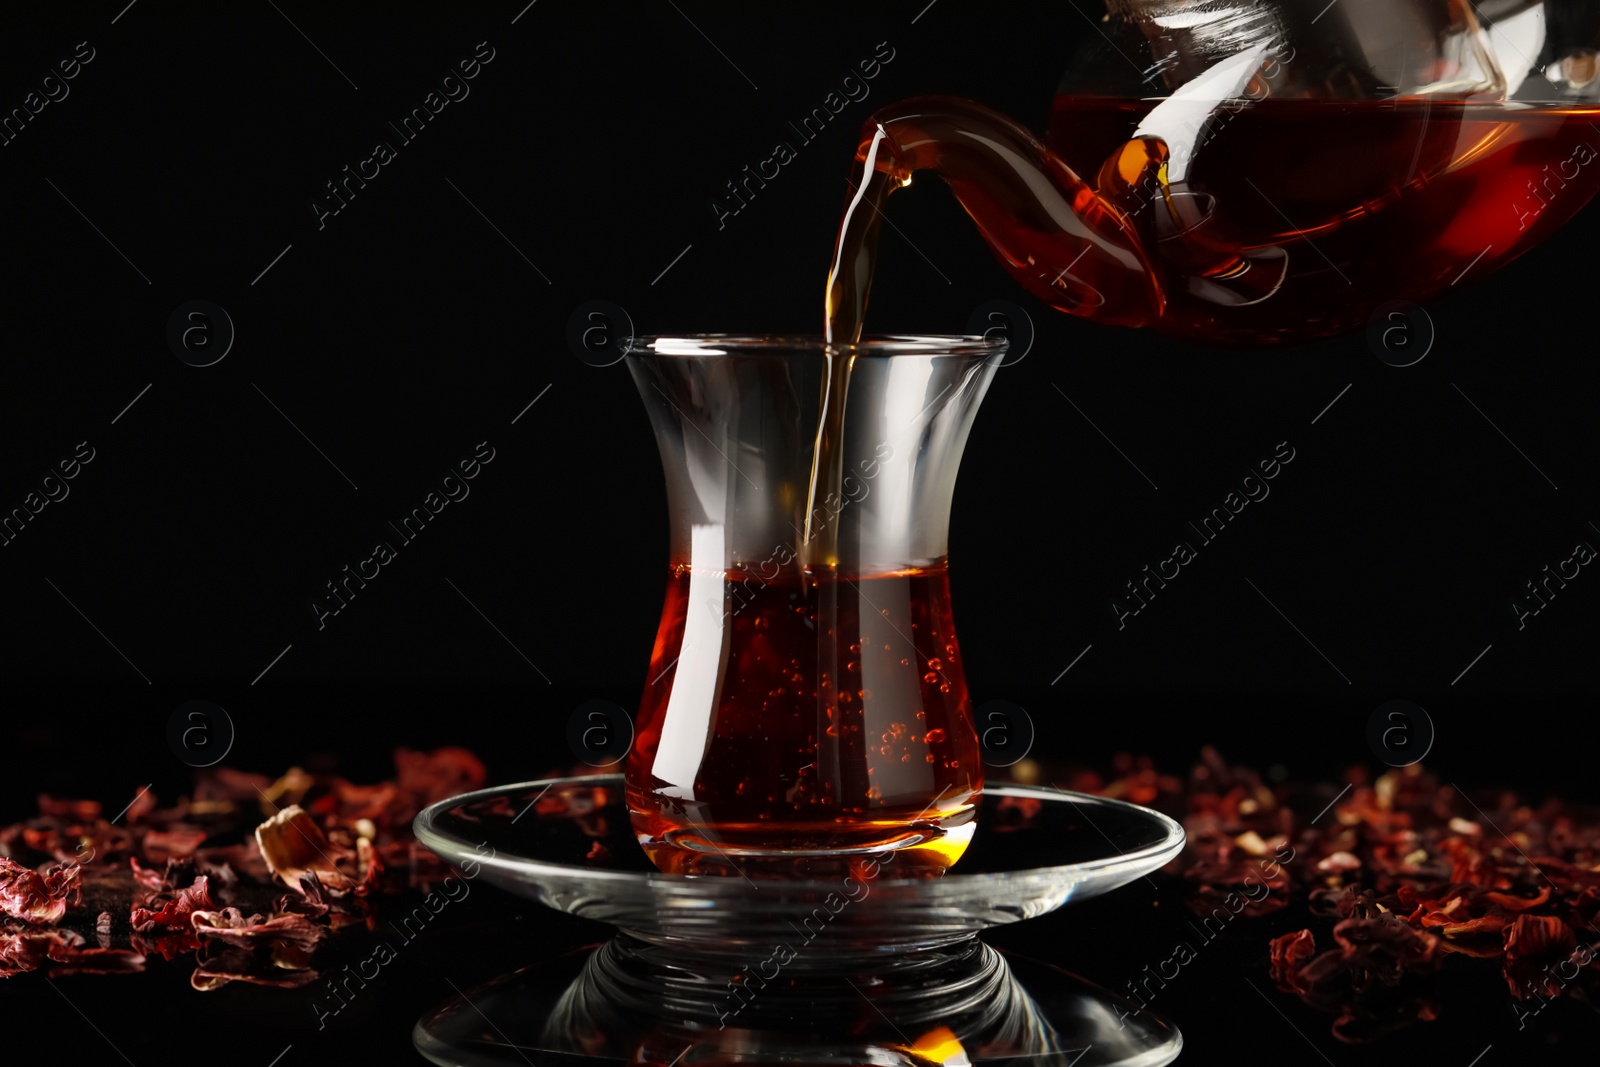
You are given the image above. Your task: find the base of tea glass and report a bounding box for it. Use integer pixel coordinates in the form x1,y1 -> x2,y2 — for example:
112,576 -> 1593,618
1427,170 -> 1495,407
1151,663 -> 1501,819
414,775 -> 1185,1066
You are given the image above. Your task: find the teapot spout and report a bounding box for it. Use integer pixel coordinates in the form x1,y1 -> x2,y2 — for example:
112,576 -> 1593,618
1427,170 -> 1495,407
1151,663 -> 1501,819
827,96 -> 1165,343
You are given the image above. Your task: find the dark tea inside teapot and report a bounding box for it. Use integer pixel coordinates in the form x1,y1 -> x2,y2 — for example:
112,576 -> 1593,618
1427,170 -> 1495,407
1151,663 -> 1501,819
827,0 -> 1600,346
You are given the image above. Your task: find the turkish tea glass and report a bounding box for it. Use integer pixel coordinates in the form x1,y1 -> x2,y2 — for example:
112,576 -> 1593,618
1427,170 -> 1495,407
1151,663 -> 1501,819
622,335 -> 1004,876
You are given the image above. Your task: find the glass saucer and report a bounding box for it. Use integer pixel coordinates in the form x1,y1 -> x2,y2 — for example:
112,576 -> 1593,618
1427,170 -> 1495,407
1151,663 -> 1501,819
414,775 -> 1184,963
413,937 -> 1183,1067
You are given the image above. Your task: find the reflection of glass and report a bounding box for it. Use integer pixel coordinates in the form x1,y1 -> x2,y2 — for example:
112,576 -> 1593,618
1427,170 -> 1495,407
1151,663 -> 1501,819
621,337 -> 1001,874
831,0 -> 1600,347
414,939 -> 1184,1067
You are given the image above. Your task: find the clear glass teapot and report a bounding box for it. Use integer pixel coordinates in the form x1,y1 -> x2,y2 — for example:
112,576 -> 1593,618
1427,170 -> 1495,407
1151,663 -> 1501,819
827,0 -> 1600,346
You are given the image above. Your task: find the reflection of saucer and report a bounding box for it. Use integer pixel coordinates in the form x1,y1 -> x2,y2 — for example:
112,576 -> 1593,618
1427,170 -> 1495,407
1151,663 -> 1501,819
414,939 -> 1183,1067
415,777 -> 1184,961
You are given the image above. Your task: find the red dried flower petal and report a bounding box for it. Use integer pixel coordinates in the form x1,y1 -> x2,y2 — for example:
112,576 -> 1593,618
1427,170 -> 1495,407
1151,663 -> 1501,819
395,746 -> 487,807
1332,916 -> 1442,975
140,826 -> 208,861
191,907 -> 327,954
1269,929 -> 1316,994
0,859 -> 81,926
36,796 -> 101,822
1438,913 -> 1510,938
129,875 -> 215,933
128,857 -> 168,893
1503,914 -> 1578,999
123,787 -> 157,825
277,874 -> 332,920
315,780 -> 405,826
357,837 -> 383,898
254,806 -> 359,894
1573,887 -> 1600,931
190,768 -> 274,811
1485,886 -> 1552,911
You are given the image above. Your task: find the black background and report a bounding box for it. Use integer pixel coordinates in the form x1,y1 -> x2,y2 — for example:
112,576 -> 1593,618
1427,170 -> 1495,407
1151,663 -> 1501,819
2,1 -> 1597,1064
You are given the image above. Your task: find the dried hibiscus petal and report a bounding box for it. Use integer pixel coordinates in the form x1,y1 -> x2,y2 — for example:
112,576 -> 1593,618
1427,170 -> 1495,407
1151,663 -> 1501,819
0,858 -> 81,926
191,906 -> 327,954
1331,915 -> 1443,987
1503,914 -> 1578,999
277,874 -> 332,920
198,858 -> 238,890
123,786 -> 157,825
1317,852 -> 1362,874
1438,913 -> 1511,938
36,796 -> 101,822
1485,886 -> 1552,911
315,780 -> 404,826
254,806 -> 359,894
128,857 -> 169,893
1269,929 -> 1316,994
395,746 -> 487,807
129,875 -> 215,932
139,826 -> 208,861
357,837 -> 383,898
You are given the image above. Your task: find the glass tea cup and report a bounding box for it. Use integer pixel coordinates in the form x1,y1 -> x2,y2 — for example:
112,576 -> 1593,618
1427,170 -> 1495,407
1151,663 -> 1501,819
622,335 -> 1004,876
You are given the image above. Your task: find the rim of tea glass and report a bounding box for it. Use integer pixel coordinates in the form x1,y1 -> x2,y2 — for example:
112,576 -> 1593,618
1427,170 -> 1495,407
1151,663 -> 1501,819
622,334 -> 1009,358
